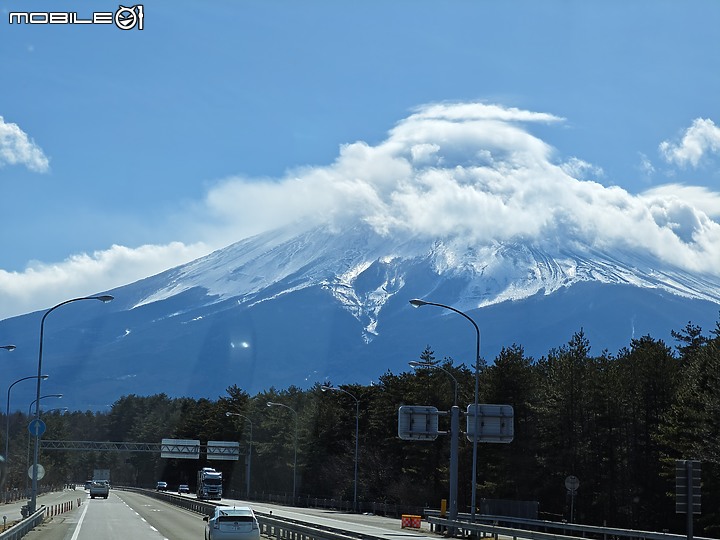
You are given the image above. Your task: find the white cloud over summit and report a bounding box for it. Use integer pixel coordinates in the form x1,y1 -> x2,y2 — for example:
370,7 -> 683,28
1,102 -> 719,319
204,102 -> 720,274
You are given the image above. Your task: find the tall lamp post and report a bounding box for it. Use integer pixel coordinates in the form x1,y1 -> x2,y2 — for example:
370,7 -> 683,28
409,360 -> 459,528
5,375 -> 49,461
267,401 -> 298,505
1,345 -> 19,460
225,412 -> 253,499
321,384 -> 360,512
409,298 -> 481,521
30,294 -> 113,513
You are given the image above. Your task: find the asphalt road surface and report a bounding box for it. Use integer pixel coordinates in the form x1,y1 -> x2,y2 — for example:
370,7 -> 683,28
23,490 -> 206,540
20,489 -> 436,540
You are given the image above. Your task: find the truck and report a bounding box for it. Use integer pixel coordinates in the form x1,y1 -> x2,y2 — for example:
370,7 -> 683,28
196,467 -> 222,500
93,469 -> 110,484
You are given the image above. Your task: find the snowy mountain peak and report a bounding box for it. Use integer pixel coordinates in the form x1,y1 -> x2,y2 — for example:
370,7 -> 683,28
129,223 -> 720,340
4,221 -> 720,411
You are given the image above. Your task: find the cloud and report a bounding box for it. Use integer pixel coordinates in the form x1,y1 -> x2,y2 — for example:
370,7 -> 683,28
560,157 -> 604,181
641,184 -> 720,219
197,102 -> 720,276
0,116 -> 50,172
637,153 -> 655,180
0,242 -> 210,318
2,102 -> 720,319
659,118 -> 720,167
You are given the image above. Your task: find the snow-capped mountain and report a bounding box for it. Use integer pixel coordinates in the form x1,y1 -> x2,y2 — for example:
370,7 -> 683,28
2,222 -> 719,411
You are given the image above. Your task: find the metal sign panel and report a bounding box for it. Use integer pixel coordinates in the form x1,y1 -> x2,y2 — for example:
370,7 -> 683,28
160,438 -> 200,459
676,460 -> 701,514
466,404 -> 514,443
207,441 -> 240,461
398,406 -> 439,441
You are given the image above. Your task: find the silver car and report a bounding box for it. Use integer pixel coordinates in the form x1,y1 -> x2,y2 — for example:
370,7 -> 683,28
204,506 -> 260,540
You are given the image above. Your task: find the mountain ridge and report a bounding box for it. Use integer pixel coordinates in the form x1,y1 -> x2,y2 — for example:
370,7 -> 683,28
130,222 -> 720,326
1,222 -> 719,411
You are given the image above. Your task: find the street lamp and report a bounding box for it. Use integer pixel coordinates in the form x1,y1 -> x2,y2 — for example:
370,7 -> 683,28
5,375 -> 49,462
29,395 -> 63,416
225,412 -> 253,499
267,401 -> 298,505
409,298 -> 482,521
30,294 -> 113,513
321,385 -> 360,512
409,361 -> 459,530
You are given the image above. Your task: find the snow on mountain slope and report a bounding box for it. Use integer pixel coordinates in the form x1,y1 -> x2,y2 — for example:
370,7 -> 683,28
3,221 -> 719,411
126,221 -> 720,344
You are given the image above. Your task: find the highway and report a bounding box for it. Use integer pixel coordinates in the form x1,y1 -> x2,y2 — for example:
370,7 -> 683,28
18,489 -> 437,540
19,490 -> 204,540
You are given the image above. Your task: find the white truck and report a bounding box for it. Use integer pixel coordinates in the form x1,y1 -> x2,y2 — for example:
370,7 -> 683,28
196,467 -> 222,500
93,469 -> 110,484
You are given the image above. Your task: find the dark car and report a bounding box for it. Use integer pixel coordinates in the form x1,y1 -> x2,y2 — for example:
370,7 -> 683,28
178,484 -> 190,494
156,481 -> 168,491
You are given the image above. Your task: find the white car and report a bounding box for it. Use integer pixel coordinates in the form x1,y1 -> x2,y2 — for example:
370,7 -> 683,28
204,506 -> 260,540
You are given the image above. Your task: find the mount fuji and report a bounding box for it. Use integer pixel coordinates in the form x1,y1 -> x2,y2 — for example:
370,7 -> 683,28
2,221 -> 719,412
4,103 -> 720,411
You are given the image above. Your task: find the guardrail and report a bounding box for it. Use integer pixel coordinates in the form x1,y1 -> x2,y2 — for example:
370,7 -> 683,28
424,510 -> 715,540
0,507 -> 45,540
257,513 -> 370,540
118,487 -> 217,516
228,490 -> 425,519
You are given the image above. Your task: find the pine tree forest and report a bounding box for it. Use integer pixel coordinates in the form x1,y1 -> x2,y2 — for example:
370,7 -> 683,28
3,319 -> 719,536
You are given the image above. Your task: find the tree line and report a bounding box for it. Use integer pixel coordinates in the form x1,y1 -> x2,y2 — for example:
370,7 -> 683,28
3,318 -> 719,536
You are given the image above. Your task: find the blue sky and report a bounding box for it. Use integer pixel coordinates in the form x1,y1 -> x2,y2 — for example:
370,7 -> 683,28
1,1 -> 719,320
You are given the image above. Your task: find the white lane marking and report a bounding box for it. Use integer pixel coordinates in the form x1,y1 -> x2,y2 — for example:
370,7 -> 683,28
69,502 -> 90,540
115,491 -> 175,540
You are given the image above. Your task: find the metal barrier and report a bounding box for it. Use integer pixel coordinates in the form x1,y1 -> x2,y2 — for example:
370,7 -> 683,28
257,513 -> 364,540
117,486 -> 217,516
44,498 -> 82,518
0,507 -> 45,540
424,511 -> 716,540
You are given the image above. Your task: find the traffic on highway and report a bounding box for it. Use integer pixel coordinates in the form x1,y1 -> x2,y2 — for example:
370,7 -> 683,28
11,486 -> 431,540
